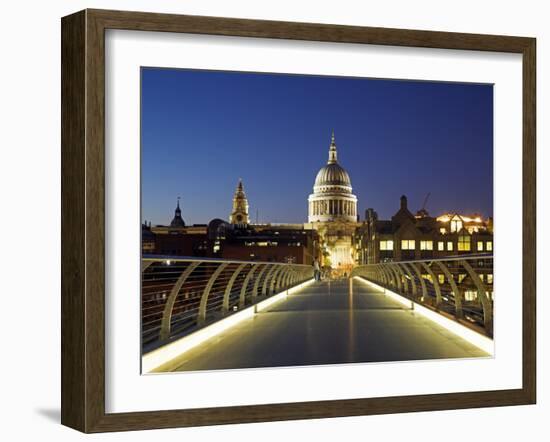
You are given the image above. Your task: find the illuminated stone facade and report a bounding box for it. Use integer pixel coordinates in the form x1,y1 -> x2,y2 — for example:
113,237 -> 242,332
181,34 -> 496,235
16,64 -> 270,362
229,179 -> 250,225
308,132 -> 359,269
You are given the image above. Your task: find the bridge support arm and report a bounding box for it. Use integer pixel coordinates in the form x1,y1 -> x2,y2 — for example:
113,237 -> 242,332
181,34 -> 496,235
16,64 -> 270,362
461,260 -> 492,332
408,262 -> 427,301
419,262 -> 442,307
160,261 -> 201,340
399,263 -> 417,297
435,261 -> 463,319
240,264 -> 262,307
222,263 -> 247,313
198,263 -> 229,324
262,265 -> 279,296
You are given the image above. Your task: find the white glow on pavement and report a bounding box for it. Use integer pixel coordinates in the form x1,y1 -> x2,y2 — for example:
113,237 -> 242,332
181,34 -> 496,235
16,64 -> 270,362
354,276 -> 494,355
142,278 -> 315,373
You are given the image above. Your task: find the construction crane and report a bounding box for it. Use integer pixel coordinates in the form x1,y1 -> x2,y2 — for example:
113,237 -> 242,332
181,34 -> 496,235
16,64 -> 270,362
421,192 -> 431,211
416,192 -> 431,218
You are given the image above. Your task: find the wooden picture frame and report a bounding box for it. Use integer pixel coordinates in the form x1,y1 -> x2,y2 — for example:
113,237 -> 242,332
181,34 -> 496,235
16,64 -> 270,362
61,8 -> 536,433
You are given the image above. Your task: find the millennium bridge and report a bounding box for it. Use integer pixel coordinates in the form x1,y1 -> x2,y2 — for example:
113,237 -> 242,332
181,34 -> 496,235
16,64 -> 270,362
141,255 -> 494,373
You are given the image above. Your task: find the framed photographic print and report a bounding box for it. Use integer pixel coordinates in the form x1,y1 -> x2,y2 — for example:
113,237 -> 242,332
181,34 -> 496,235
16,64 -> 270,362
61,9 -> 536,433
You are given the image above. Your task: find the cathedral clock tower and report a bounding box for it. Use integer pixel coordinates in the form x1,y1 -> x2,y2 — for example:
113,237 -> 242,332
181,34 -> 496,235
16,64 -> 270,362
229,179 -> 250,225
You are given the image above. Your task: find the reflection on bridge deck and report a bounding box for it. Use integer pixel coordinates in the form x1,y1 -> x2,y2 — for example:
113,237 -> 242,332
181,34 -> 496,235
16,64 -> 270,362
170,279 -> 488,372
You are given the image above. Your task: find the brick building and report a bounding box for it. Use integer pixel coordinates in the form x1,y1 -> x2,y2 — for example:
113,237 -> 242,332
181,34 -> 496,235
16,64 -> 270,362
356,195 -> 493,264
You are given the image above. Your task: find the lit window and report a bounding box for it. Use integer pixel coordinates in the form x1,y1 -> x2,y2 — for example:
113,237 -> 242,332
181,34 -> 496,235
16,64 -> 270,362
479,274 -> 485,282
438,274 -> 445,284
477,241 -> 484,251
420,240 -> 433,250
447,241 -> 454,251
486,241 -> 493,251
450,217 -> 463,233
487,274 -> 493,284
458,273 -> 467,283
464,290 -> 477,301
439,227 -> 446,234
380,240 -> 394,251
401,240 -> 415,250
458,234 -> 471,251
438,241 -> 444,251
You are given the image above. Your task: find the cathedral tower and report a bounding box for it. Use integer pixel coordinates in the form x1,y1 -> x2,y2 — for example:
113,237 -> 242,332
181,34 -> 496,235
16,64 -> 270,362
230,179 -> 250,225
170,197 -> 185,227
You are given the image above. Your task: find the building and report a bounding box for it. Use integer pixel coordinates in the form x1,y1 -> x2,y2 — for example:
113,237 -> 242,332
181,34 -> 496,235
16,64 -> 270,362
142,200 -> 209,256
170,197 -> 185,227
141,222 -> 155,254
308,132 -> 359,271
142,132 -> 493,275
229,179 -> 250,225
209,221 -> 319,265
142,194 -> 319,265
356,195 -> 493,264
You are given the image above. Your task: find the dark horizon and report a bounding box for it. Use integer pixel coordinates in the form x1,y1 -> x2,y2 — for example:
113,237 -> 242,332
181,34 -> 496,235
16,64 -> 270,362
141,68 -> 493,226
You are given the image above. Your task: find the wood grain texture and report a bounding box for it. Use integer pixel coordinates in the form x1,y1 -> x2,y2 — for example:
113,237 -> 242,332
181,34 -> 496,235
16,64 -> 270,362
522,38 -> 536,403
61,10 -> 86,431
60,8 -> 537,433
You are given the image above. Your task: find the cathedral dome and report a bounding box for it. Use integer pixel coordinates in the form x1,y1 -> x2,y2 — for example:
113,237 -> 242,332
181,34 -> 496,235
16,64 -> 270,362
312,131 -> 353,192
314,163 -> 351,188
308,131 -> 358,225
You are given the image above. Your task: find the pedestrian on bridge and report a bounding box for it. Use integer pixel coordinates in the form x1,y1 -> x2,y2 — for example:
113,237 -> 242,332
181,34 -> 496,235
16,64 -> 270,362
313,258 -> 321,281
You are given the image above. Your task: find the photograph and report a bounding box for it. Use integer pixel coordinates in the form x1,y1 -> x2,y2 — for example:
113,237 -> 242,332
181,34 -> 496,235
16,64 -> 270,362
140,67 -> 495,373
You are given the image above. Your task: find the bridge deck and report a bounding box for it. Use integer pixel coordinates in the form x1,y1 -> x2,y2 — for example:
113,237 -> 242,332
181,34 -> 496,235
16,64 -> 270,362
171,279 -> 488,372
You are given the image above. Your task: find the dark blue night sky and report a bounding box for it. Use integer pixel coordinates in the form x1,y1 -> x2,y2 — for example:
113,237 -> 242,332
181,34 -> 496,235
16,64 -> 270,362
141,68 -> 493,226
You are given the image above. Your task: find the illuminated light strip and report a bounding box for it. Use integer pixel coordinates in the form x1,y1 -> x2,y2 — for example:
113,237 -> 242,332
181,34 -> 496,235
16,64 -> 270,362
353,276 -> 494,356
142,278 -> 315,373
255,278 -> 315,313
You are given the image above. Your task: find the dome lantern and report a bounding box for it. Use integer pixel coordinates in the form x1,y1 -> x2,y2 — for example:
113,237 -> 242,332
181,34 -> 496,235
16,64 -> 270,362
328,130 -> 338,164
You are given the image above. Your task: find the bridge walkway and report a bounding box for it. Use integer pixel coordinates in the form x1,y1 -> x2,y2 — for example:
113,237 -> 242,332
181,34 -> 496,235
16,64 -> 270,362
171,279 -> 488,372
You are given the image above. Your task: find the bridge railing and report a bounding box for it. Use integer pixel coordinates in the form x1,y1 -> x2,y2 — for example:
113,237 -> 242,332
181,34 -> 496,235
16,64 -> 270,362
141,256 -> 314,352
352,255 -> 494,336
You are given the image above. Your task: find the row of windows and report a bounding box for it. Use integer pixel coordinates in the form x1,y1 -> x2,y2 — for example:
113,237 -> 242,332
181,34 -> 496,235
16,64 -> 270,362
244,241 -> 302,247
464,290 -> 494,301
245,241 -> 279,246
433,273 -> 493,284
379,239 -> 493,252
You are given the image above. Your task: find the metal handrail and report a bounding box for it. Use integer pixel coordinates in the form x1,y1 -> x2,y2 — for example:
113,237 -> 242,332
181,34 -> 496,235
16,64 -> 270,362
352,255 -> 494,336
142,257 -> 314,352
142,254 -> 313,267
368,254 -> 493,265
